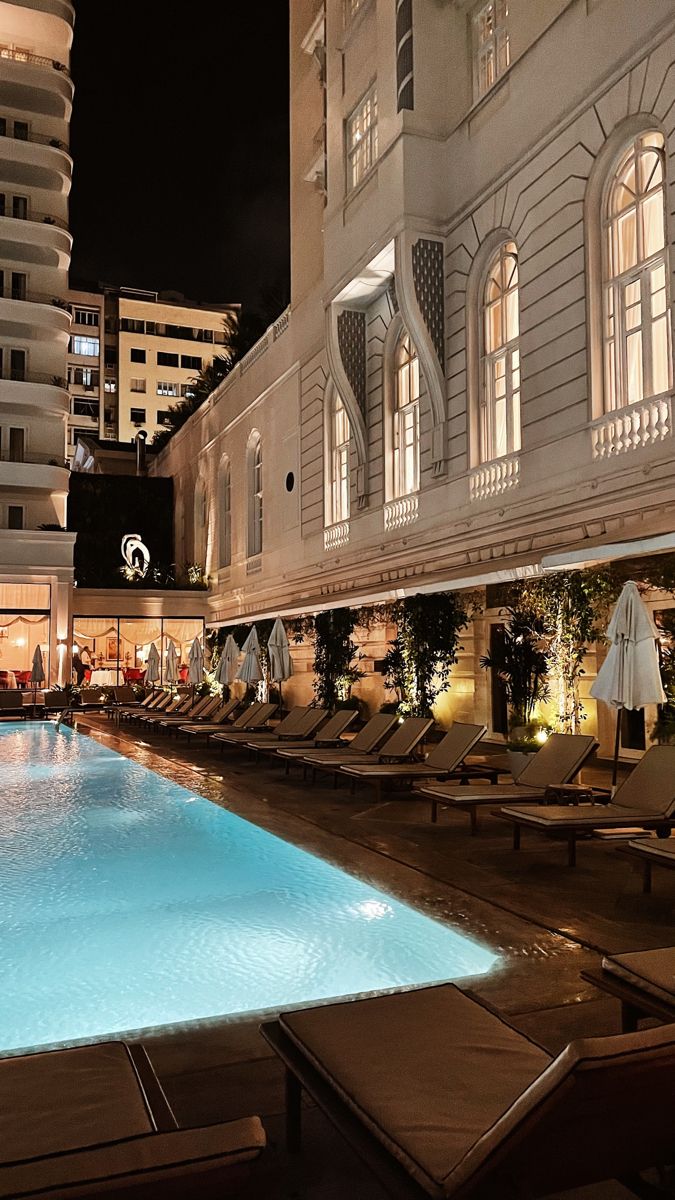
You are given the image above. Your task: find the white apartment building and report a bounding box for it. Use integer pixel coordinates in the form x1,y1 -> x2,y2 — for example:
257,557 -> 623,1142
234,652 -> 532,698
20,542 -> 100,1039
0,0 -> 75,685
151,0 -> 675,758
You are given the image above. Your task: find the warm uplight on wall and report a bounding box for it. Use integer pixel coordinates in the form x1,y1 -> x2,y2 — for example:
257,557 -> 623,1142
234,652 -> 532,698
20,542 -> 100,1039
14,637 -> 26,647
535,729 -> 549,744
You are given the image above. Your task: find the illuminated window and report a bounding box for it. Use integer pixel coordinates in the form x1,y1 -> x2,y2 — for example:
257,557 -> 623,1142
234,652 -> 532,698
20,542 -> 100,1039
346,86 -> 378,191
130,378 -> 146,393
481,241 -> 521,462
157,381 -> 178,397
473,0 -> 509,100
248,433 -> 263,557
603,131 -> 672,410
393,331 -> 420,497
328,393 -> 350,525
71,336 -> 100,357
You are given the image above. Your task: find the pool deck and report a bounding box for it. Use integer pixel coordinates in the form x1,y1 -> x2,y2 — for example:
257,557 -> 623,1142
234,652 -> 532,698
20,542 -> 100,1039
76,714 -> 675,1198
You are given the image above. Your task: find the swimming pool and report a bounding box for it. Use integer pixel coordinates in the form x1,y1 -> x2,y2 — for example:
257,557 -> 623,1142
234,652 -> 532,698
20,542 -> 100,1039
0,722 -> 497,1054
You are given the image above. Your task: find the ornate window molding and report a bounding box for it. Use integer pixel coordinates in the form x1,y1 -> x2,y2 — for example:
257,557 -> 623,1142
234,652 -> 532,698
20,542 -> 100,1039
247,431 -> 263,558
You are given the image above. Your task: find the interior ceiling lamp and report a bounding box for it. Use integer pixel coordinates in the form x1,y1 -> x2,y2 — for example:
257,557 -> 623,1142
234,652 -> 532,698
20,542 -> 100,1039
121,533 -> 150,581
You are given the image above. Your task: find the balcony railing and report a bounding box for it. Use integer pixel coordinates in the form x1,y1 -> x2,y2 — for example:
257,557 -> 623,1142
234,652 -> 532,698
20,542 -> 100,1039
0,127 -> 68,151
469,454 -> 520,501
591,395 -> 672,459
0,207 -> 68,231
1,369 -> 66,387
324,520 -> 350,550
384,493 -> 419,531
0,45 -> 70,76
1,450 -> 68,468
0,287 -> 70,309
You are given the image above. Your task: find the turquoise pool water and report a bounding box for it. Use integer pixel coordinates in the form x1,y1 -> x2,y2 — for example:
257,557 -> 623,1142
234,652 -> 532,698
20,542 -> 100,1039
0,723 -> 497,1053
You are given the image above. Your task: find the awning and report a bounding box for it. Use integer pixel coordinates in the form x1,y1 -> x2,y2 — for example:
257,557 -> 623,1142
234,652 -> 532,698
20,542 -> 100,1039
541,531 -> 675,573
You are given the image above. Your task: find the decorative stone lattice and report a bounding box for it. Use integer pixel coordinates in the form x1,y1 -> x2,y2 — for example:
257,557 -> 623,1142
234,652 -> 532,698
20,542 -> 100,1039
337,309 -> 367,416
412,239 -> 445,368
396,0 -> 413,112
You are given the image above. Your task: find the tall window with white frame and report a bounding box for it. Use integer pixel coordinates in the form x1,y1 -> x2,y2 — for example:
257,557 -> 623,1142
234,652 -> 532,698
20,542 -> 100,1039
393,330 -> 420,497
329,393 -> 350,526
249,436 -> 263,557
346,86 -> 378,192
473,0 -> 509,100
220,458 -> 231,568
481,241 -> 521,462
603,131 -> 672,411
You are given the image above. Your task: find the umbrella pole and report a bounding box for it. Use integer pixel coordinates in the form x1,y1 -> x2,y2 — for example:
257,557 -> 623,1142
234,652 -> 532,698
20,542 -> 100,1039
612,707 -> 622,790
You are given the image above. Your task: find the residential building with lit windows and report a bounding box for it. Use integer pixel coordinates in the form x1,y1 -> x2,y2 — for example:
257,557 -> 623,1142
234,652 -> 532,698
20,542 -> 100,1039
0,0 -> 75,686
65,285 -> 103,455
144,0 -> 675,760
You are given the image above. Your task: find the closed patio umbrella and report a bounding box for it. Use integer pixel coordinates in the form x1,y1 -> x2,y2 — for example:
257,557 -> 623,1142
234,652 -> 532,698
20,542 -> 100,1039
590,580 -> 666,786
268,617 -> 293,713
165,640 -> 179,686
145,642 -> 160,687
216,634 -> 239,688
31,644 -> 45,709
188,637 -> 204,686
236,625 -> 263,687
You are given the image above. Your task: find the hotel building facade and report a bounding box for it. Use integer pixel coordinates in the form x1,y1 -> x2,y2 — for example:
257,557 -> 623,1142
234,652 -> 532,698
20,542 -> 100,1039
151,0 -> 675,758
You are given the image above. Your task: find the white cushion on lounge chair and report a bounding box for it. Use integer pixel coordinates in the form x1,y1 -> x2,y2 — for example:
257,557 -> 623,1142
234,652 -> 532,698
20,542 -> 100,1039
602,947 -> 675,1008
279,984 -> 550,1195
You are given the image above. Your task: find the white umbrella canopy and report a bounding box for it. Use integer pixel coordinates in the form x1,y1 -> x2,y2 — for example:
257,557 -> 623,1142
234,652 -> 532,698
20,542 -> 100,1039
188,637 -> 204,686
268,618 -> 293,683
236,625 -> 263,685
31,645 -> 45,687
591,580 -> 666,784
165,640 -> 179,685
216,634 -> 240,687
145,642 -> 161,685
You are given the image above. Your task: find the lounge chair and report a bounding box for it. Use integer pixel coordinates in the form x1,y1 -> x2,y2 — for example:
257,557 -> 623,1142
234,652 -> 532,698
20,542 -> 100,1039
124,690 -> 173,725
114,689 -> 167,722
152,694 -> 219,733
0,1038 -> 265,1198
211,705 -> 305,750
137,692 -> 190,723
261,981 -> 675,1199
417,732 -> 598,832
181,700 -> 267,743
262,709 -> 360,769
277,711 -> 398,776
339,722 -> 489,804
498,743 -> 675,865
302,717 -> 435,785
41,690 -> 69,717
174,695 -> 242,740
623,835 -> 675,893
207,702 -> 279,750
78,687 -> 112,710
244,707 -> 329,755
0,689 -> 25,719
103,685 -> 137,717
582,946 -> 675,1032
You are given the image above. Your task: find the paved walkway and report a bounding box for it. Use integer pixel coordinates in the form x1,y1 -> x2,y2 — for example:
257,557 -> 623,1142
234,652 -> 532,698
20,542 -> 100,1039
80,713 -> 675,1198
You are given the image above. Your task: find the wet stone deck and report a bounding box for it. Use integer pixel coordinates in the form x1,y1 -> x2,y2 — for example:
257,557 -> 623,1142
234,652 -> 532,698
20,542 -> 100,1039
77,714 -> 675,1198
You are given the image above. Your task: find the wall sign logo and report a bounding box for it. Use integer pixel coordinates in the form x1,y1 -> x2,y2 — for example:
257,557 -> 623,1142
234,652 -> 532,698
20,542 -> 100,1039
121,534 -> 150,580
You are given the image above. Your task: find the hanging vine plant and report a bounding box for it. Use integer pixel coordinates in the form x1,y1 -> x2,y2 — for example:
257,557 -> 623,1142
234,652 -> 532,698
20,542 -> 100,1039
383,592 -> 469,718
313,608 -> 363,710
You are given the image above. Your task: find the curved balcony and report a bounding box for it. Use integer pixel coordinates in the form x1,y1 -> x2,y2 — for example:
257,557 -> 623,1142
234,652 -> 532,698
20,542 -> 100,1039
3,0 -> 75,26
0,132 -> 71,192
0,453 -> 69,493
0,211 -> 71,271
0,51 -> 73,121
0,290 -> 71,340
0,373 -> 69,418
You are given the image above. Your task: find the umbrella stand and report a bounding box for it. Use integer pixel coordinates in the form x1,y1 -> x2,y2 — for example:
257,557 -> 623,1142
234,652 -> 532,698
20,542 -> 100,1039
612,707 -> 622,790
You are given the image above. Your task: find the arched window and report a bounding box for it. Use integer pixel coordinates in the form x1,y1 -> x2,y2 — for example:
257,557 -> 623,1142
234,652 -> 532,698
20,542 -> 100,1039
393,330 -> 420,497
481,240 -> 521,462
603,131 -> 671,410
247,433 -> 263,557
219,456 -> 231,567
328,392 -> 350,525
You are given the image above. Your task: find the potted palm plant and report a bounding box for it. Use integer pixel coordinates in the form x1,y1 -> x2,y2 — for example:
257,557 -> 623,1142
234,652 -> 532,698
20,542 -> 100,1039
480,607 -> 550,776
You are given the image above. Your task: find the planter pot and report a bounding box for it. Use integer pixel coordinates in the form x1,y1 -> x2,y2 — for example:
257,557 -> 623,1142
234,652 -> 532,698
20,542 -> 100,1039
507,749 -> 537,779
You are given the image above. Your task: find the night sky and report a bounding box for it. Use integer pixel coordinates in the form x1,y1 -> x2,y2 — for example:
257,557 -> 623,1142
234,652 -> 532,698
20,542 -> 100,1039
69,2 -> 290,309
